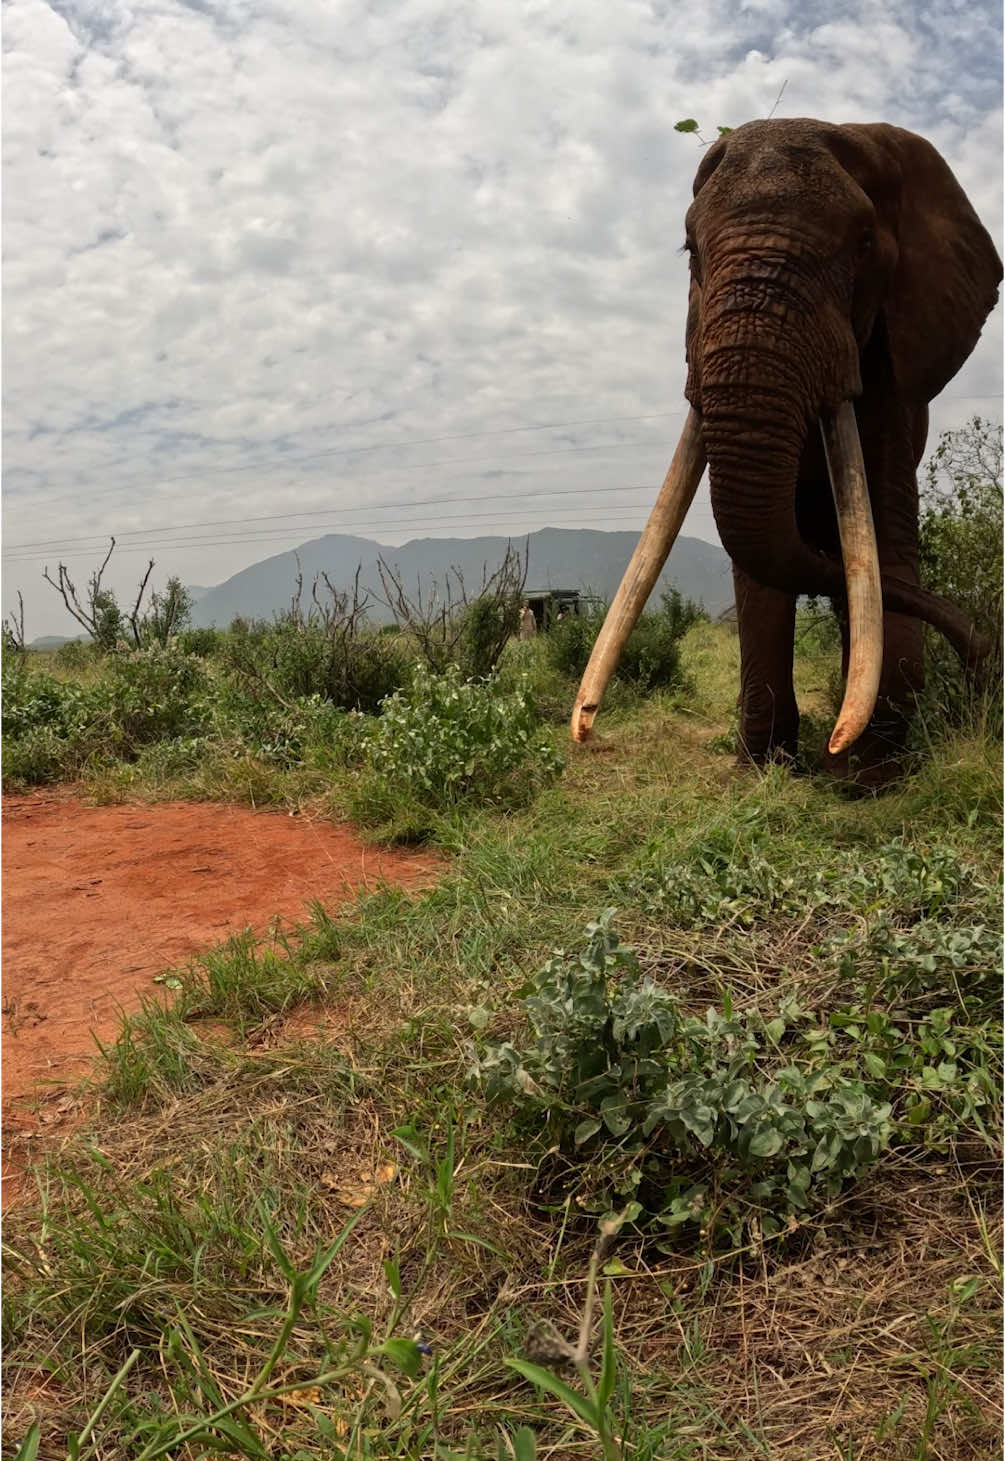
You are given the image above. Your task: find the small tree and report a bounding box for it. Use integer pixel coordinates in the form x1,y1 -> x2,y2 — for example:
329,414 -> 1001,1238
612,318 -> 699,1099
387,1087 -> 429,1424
42,541 -> 199,653
42,538 -> 153,651
138,576 -> 193,647
377,541 -> 527,678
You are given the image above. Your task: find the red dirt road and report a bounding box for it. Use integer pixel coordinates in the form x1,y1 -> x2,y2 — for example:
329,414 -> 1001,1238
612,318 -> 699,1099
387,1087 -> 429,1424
2,793 -> 440,1196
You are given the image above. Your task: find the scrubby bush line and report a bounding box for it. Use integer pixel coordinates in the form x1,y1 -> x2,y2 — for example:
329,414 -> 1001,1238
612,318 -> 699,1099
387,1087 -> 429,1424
5,581 -> 701,796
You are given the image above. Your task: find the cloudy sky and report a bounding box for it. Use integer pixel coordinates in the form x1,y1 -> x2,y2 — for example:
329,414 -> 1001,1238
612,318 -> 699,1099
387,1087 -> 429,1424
4,0 -> 1002,637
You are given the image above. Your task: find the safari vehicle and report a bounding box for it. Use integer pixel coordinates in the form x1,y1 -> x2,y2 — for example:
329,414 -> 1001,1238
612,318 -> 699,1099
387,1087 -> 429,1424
523,589 -> 599,631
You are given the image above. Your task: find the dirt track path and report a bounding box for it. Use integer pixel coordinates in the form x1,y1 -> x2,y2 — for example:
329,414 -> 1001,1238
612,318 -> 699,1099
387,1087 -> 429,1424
2,793 -> 440,1200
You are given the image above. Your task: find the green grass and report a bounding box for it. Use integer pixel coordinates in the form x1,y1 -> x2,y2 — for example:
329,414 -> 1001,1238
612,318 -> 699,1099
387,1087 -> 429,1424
3,626 -> 1002,1461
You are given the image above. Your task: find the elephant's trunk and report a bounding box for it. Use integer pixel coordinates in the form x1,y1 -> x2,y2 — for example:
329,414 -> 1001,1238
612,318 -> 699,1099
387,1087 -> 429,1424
698,328 -> 834,590
700,365 -> 988,666
701,360 -> 884,750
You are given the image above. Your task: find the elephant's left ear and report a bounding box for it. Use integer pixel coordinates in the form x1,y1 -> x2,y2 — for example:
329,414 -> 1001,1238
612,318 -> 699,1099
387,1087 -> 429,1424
843,123 -> 1002,403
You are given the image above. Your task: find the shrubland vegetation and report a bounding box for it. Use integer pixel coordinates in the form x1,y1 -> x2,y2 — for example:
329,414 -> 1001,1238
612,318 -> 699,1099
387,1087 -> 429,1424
3,420 -> 1001,1460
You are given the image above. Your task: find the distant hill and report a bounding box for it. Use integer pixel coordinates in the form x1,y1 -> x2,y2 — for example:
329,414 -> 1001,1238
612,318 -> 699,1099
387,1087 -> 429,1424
27,634 -> 87,651
189,528 -> 733,629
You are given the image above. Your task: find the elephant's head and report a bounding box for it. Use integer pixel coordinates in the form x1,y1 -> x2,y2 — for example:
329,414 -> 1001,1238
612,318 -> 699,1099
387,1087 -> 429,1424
572,119 -> 1001,751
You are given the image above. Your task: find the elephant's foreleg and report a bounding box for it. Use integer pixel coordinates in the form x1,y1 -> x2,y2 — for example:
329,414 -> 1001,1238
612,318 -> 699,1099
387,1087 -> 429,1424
733,566 -> 799,764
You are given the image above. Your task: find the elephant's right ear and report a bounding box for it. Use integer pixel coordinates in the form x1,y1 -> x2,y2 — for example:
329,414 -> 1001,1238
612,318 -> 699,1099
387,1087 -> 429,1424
843,123 -> 1002,403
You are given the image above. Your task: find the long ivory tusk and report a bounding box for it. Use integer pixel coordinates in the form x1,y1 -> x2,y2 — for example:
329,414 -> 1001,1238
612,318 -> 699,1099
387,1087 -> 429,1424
820,403 -> 884,755
571,407 -> 706,742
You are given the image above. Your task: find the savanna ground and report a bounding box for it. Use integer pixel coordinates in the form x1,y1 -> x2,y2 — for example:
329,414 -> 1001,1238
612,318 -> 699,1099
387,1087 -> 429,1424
3,586 -> 1001,1461
1,793 -> 441,1200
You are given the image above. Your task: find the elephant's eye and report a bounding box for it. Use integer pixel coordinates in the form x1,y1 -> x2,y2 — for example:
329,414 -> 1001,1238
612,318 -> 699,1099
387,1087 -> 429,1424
858,227 -> 875,256
684,239 -> 702,283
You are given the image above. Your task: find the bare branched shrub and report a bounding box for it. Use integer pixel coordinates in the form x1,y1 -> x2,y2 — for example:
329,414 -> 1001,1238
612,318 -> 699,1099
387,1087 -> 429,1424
2,591 -> 27,662
222,560 -> 409,714
376,540 -> 527,677
43,538 -> 126,650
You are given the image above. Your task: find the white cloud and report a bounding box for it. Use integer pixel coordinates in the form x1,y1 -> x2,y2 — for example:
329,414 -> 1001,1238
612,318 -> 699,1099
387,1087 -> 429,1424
3,0 -> 1001,635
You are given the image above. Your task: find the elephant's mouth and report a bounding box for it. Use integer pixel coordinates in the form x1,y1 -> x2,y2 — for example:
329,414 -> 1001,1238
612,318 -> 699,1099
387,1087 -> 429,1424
570,404 -> 980,752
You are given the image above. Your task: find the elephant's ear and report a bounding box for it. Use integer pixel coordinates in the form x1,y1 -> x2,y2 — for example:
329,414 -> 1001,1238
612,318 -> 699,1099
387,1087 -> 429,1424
841,123 -> 1002,403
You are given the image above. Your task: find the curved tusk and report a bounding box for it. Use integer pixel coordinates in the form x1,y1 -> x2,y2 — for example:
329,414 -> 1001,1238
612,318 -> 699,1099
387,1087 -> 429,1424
819,403 -> 884,755
571,407 -> 706,742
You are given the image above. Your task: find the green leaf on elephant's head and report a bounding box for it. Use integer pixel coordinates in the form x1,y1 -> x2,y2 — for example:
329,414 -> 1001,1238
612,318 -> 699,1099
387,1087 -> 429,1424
717,125 -> 733,135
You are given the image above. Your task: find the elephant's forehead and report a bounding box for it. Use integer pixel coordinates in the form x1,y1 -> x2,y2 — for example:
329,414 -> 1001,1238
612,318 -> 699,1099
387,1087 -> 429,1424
699,140 -> 866,213
724,139 -> 831,185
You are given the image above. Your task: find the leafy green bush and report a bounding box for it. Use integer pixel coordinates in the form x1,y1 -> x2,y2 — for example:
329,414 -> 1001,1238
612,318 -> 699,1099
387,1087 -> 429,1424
206,672 -> 368,768
352,663 -> 564,827
2,661 -> 103,785
222,614 -> 411,715
495,636 -> 582,723
622,831 -> 1001,1156
96,644 -> 210,753
54,639 -> 97,672
459,593 -> 520,680
628,829 -> 975,931
2,646 -> 210,785
475,913 -> 893,1245
2,663 -> 93,740
3,723 -> 84,787
176,626 -> 222,658
918,417 -> 1002,729
826,1001 -> 999,1154
546,590 -> 704,692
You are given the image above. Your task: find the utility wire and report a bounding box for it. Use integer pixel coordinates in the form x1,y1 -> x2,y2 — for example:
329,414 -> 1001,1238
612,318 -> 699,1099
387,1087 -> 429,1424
3,481 -> 667,555
9,391 -> 995,514
2,505 -> 667,565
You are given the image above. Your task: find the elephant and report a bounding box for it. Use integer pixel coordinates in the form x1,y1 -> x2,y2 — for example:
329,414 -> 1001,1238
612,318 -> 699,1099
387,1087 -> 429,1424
572,119 -> 1002,788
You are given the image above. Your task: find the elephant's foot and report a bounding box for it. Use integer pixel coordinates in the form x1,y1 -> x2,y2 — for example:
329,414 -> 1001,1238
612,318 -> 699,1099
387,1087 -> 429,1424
816,722 -> 912,794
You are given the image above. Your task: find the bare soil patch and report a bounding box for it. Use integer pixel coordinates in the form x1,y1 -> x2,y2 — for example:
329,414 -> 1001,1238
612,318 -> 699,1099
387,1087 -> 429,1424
2,792 -> 440,1199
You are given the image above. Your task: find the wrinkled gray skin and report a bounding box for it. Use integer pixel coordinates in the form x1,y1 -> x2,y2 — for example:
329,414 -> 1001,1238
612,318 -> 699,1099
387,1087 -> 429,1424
682,119 -> 1001,788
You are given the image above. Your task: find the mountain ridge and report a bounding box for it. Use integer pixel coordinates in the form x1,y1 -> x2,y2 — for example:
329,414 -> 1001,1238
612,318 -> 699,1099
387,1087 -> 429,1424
189,527 -> 733,627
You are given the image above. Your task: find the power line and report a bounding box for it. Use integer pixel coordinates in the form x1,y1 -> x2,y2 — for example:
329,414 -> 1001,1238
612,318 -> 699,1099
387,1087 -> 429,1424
1,505 -> 671,567
2,514 -> 664,566
3,481 -> 667,555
